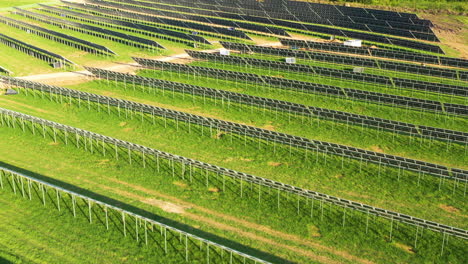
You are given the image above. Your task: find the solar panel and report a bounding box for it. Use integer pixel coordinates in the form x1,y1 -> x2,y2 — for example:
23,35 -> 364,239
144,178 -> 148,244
62,1 -> 251,40
39,5 -> 210,45
221,42 -> 467,95
0,15 -> 115,55
281,39 -> 468,69
90,0 -> 443,53
0,33 -> 75,67
186,50 -> 468,115
14,8 -> 165,50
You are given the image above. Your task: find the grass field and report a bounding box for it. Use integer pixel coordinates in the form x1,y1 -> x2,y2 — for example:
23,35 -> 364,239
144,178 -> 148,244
0,83 -> 466,227
0,114 -> 466,264
137,68 -> 468,130
0,1 -> 466,263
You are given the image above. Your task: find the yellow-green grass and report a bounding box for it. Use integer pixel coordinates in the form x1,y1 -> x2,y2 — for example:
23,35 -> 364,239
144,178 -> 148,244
0,84 -> 466,227
0,91 -> 466,263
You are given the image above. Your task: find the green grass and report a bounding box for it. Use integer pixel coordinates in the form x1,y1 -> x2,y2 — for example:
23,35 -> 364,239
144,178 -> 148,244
0,43 -> 61,76
0,186 -> 190,264
186,58 -> 467,104
0,11 -> 206,76
232,52 -> 468,87
0,97 -> 466,264
137,68 -> 468,131
0,2 -> 466,263
1,85 -> 466,226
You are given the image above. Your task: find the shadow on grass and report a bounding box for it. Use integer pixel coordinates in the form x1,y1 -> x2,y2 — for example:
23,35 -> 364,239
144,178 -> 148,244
0,161 -> 293,264
0,256 -> 12,264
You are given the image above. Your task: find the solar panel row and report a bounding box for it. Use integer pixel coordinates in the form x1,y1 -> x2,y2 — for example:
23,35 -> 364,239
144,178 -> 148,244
86,0 -> 289,36
92,0 -> 442,53
14,8 -> 165,50
186,50 -> 468,116
149,0 -> 435,36
0,15 -> 115,55
39,5 -> 210,44
133,58 -> 468,145
0,33 -> 74,66
62,1 -> 251,40
281,38 -> 468,69
159,0 -> 437,40
82,67 -> 468,183
220,42 -> 467,96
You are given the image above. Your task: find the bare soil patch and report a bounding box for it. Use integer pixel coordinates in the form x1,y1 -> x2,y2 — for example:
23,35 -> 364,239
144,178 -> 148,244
371,146 -> 384,153
422,14 -> 468,59
105,178 -> 374,264
263,123 -> 276,131
439,204 -> 461,214
267,161 -> 282,167
208,187 -> 220,193
173,181 -> 188,189
142,198 -> 190,214
394,243 -> 415,254
97,159 -> 110,166
213,131 -> 226,139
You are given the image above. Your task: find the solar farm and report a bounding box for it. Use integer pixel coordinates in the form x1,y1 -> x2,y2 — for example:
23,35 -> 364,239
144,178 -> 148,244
0,0 -> 466,263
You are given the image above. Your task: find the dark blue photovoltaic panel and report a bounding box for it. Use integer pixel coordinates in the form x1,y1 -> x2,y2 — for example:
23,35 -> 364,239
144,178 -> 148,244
280,39 -> 468,68
0,33 -> 74,65
0,15 -> 115,55
93,0 -> 442,53
62,1 -> 250,40
86,0 -> 289,36
14,8 -> 164,49
187,49 -> 468,98
39,5 -> 210,44
143,0 -> 437,40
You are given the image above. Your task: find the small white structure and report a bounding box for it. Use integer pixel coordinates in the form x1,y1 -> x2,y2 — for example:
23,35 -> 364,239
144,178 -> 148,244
353,67 -> 365,73
219,49 -> 230,56
285,57 -> 296,64
344,39 -> 362,47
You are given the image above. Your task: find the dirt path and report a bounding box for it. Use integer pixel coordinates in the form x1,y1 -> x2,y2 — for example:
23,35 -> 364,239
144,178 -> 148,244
80,176 -> 373,264
17,48 -> 222,86
85,179 -> 340,264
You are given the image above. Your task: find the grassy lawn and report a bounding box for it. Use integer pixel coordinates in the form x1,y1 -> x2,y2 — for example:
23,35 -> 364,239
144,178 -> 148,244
232,52 -> 468,87
0,86 -> 466,228
0,2 -> 466,263
0,43 -> 61,76
0,186 -> 187,264
137,68 -> 468,132
0,115 -> 466,264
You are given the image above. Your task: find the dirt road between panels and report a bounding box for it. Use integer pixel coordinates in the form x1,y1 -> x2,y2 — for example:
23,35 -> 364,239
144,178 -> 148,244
16,48 -> 223,86
80,176 -> 374,264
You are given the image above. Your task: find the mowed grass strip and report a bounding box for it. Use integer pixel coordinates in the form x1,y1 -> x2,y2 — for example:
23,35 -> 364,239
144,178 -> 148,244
136,68 -> 468,132
232,51 -> 468,87
0,184 -> 190,264
187,56 -> 468,106
0,12 -> 189,72
0,89 -> 465,228
77,76 -> 467,167
0,125 -> 466,264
